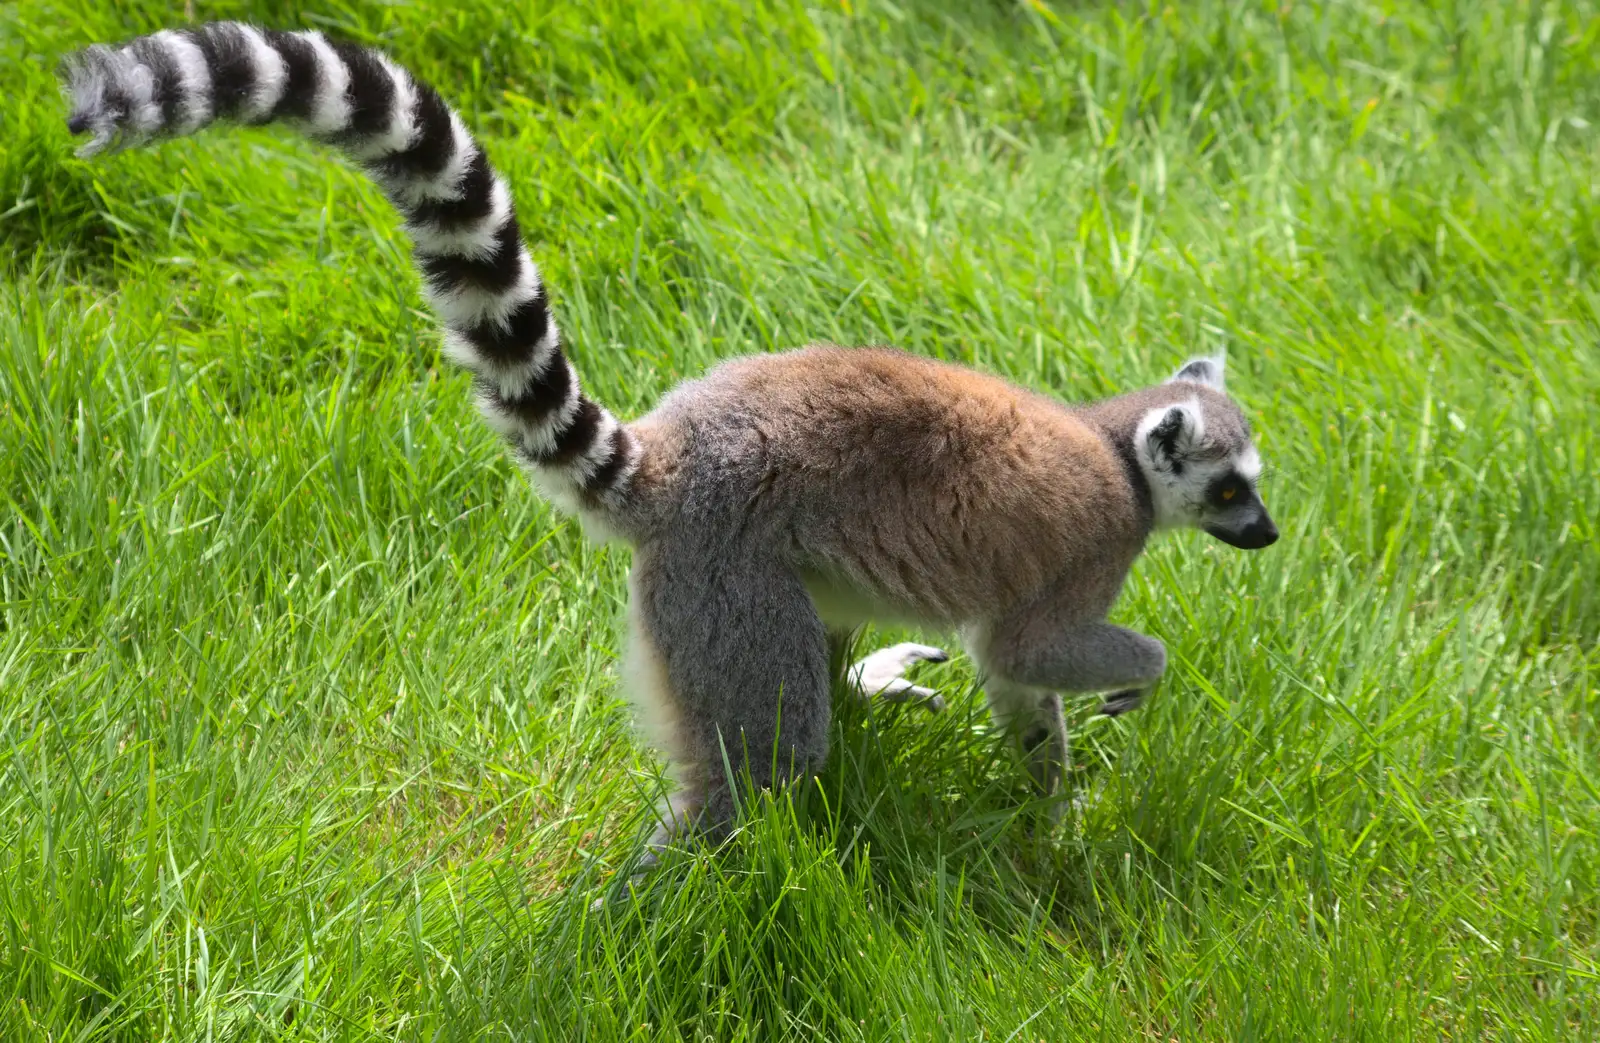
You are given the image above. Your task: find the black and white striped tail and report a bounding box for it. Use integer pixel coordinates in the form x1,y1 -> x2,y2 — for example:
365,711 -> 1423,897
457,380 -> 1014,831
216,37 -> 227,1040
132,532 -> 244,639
60,24 -> 638,514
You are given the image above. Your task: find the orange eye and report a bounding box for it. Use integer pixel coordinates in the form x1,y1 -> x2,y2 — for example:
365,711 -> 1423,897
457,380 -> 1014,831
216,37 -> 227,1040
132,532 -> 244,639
1221,487 -> 1236,501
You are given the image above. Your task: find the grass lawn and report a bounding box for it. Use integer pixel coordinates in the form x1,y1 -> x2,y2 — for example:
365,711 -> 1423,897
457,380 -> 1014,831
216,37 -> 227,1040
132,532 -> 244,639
3,0 -> 1598,1038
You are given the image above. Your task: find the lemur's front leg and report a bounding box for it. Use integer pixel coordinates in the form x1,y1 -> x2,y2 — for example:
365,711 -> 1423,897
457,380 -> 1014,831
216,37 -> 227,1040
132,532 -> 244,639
982,619 -> 1168,705
845,641 -> 949,711
973,617 -> 1167,807
843,615 -> 1162,813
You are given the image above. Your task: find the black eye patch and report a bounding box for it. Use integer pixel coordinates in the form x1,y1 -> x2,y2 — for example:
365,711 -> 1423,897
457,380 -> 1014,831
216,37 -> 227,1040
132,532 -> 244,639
1206,473 -> 1247,508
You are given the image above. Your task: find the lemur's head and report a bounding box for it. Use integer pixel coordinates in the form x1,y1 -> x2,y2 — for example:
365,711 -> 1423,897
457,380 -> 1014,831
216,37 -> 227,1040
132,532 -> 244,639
1134,356 -> 1277,549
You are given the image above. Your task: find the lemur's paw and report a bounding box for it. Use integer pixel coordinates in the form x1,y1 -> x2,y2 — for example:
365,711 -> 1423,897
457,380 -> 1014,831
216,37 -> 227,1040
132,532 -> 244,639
1097,688 -> 1147,718
847,642 -> 949,711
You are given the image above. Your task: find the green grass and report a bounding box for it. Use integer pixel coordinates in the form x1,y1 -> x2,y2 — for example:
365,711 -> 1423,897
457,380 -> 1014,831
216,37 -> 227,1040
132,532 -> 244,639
2,0 -> 1598,1038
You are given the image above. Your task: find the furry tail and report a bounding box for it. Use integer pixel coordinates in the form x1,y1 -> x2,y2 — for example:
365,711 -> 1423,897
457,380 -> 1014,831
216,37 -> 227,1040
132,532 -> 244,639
61,24 -> 638,514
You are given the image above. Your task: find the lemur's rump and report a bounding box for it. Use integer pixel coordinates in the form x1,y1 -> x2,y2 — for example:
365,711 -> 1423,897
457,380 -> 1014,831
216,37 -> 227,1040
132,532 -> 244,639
64,24 -> 635,517
62,25 -> 1279,861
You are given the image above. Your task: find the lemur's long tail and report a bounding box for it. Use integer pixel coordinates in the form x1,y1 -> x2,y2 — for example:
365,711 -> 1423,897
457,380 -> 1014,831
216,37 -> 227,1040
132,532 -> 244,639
61,24 -> 638,514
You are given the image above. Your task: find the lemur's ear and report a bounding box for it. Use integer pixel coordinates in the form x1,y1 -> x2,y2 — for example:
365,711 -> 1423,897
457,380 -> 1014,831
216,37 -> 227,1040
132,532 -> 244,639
1168,355 -> 1226,392
1137,402 -> 1205,474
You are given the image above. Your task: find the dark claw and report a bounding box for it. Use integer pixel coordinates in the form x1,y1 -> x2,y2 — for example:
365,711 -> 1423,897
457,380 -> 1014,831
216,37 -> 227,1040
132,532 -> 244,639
1098,688 -> 1145,718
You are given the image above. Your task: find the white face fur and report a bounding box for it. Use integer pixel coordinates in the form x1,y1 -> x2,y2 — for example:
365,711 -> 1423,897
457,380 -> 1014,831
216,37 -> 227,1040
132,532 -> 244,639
1135,357 -> 1278,549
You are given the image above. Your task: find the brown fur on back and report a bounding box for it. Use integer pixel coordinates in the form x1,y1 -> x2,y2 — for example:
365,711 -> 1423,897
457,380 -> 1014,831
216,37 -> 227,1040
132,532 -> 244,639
624,346 -> 1151,628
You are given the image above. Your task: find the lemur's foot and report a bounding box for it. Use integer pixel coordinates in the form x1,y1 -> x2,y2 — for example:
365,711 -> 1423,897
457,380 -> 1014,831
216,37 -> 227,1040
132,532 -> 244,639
1097,687 -> 1147,718
847,642 -> 949,712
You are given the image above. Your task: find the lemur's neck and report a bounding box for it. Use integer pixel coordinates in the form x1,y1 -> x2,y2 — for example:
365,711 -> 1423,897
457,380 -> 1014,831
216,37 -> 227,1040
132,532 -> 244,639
1099,426 -> 1157,533
1073,392 -> 1160,534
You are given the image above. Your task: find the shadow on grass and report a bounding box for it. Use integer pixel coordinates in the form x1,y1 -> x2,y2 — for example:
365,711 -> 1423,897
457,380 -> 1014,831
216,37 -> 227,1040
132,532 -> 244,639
487,670 -> 1262,1038
586,657 -> 1253,942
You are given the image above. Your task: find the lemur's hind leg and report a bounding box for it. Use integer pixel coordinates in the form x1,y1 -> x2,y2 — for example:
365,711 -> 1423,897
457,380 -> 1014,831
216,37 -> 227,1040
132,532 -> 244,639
627,539 -> 831,853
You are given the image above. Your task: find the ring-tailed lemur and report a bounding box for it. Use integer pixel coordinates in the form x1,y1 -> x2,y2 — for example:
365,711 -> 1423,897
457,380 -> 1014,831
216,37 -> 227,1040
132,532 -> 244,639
60,24 -> 1278,853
